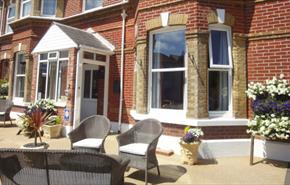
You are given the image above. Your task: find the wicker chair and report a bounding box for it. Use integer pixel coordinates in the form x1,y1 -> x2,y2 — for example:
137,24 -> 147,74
68,115 -> 111,153
0,148 -> 130,185
0,100 -> 13,126
117,118 -> 163,185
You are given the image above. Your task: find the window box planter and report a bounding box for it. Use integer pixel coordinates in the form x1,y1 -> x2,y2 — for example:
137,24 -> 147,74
43,124 -> 63,139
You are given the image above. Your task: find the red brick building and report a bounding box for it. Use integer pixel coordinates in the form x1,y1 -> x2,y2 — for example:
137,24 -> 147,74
0,0 -> 289,156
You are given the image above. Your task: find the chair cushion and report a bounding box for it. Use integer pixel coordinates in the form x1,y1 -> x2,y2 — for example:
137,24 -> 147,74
119,143 -> 149,155
72,138 -> 103,149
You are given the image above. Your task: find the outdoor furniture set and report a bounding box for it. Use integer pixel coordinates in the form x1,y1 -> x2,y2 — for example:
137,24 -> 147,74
0,115 -> 163,185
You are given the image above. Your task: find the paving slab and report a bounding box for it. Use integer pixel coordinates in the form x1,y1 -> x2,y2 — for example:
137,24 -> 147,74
0,124 -> 288,185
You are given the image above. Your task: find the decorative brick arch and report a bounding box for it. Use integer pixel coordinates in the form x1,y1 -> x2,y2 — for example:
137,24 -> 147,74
145,13 -> 188,31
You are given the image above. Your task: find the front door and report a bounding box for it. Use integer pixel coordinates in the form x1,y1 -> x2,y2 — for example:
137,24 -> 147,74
80,64 -> 99,121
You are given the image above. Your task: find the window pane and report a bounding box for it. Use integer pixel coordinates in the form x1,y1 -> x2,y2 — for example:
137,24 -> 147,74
57,60 -> 68,101
95,54 -> 106,62
22,1 -> 31,17
91,70 -> 98,99
83,51 -> 94,60
47,61 -> 57,99
209,71 -> 229,111
42,0 -> 56,15
40,53 -> 48,60
83,70 -> 91,98
8,6 -> 16,18
211,30 -> 229,65
17,54 -> 26,75
152,30 -> 185,69
151,71 -> 184,109
15,77 -> 25,97
59,51 -> 68,58
85,0 -> 102,10
37,63 -> 47,99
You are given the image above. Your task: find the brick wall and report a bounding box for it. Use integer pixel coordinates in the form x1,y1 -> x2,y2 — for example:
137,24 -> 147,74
246,0 -> 290,117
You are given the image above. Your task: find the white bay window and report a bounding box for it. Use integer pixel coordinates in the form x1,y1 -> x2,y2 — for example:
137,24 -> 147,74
37,51 -> 68,102
149,27 -> 186,112
208,25 -> 232,117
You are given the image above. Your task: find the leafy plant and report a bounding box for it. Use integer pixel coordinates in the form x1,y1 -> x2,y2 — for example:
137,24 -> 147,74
0,80 -> 8,98
46,115 -> 62,126
19,107 -> 51,146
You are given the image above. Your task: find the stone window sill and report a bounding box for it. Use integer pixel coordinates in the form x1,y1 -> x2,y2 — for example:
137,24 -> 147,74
130,110 -> 248,127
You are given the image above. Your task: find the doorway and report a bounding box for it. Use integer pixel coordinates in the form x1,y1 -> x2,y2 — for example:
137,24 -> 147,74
80,64 -> 99,121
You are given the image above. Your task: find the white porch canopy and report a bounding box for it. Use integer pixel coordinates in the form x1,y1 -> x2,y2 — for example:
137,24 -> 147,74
32,22 -> 115,54
32,22 -> 115,129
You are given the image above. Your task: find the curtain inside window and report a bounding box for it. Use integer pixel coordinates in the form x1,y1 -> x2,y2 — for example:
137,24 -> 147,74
211,30 -> 229,65
47,61 -> 57,99
57,60 -> 68,101
38,63 -> 47,99
43,0 -> 56,15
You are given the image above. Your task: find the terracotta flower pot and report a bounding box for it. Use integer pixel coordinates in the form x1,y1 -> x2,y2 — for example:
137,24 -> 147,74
179,140 -> 200,165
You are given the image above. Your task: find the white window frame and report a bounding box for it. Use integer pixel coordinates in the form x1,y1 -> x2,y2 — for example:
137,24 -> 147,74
40,0 -> 57,17
13,53 -> 26,102
5,4 -> 16,34
83,0 -> 103,12
35,50 -> 68,102
148,26 -> 187,116
208,24 -> 233,118
209,25 -> 233,69
20,0 -> 31,18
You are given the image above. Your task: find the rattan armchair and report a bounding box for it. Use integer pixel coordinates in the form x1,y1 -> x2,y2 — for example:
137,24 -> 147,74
0,100 -> 13,126
117,118 -> 163,185
68,115 -> 111,153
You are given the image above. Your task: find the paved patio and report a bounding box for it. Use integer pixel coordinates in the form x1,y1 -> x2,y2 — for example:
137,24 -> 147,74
0,124 -> 289,185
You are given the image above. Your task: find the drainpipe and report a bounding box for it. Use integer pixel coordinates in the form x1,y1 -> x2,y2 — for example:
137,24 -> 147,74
118,9 -> 127,133
0,0 -> 5,36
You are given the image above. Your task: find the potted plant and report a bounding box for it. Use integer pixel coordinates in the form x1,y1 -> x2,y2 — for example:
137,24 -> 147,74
19,107 -> 50,149
179,126 -> 204,165
245,74 -> 290,141
17,99 -> 58,149
42,115 -> 63,138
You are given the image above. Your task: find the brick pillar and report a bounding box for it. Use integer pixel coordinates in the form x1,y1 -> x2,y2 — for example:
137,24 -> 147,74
135,37 -> 148,114
31,0 -> 40,16
23,54 -> 32,102
8,59 -> 14,100
15,0 -> 21,19
56,0 -> 64,17
232,34 -> 247,118
186,31 -> 209,119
